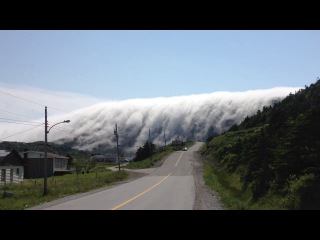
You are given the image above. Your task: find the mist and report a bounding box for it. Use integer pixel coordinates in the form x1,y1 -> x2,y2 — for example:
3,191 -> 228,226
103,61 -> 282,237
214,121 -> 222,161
53,87 -> 300,153
0,85 -> 300,153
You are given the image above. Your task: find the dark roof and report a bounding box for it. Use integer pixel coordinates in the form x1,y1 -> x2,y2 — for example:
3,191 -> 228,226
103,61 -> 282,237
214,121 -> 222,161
0,149 -> 24,166
20,151 -> 68,159
0,150 -> 10,157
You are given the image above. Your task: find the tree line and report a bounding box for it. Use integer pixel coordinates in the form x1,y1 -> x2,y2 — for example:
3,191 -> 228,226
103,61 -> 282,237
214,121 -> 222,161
202,79 -> 320,209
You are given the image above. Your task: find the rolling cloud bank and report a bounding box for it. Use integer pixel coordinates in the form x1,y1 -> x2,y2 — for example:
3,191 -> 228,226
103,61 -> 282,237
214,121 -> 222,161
0,85 -> 300,153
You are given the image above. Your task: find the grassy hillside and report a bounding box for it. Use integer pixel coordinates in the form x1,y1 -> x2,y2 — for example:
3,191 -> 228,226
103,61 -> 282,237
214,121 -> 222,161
201,79 -> 320,209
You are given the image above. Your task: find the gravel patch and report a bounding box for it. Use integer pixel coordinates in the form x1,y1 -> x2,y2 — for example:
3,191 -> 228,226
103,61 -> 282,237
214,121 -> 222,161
192,152 -> 224,210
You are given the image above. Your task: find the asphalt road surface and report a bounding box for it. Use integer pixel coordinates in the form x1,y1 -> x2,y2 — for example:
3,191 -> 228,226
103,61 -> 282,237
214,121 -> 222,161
37,142 -> 204,210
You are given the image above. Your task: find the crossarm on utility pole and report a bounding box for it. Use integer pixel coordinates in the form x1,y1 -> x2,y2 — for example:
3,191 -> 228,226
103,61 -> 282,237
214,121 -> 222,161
114,124 -> 120,171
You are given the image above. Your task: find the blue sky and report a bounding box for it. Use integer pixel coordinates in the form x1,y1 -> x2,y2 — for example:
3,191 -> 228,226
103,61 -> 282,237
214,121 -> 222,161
0,30 -> 319,100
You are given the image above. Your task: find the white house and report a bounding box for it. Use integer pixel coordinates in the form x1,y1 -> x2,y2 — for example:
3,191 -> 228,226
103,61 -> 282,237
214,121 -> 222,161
0,149 -> 24,184
124,156 -> 134,162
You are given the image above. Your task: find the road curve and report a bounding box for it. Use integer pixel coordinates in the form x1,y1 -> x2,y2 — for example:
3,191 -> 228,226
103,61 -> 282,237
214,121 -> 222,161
36,142 -> 204,210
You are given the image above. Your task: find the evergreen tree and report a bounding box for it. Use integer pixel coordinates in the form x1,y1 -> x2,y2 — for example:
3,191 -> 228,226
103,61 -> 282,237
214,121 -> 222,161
202,79 -> 320,209
134,140 -> 156,162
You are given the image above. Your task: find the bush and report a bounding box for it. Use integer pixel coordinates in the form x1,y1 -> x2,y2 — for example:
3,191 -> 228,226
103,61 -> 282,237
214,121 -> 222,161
285,174 -> 320,209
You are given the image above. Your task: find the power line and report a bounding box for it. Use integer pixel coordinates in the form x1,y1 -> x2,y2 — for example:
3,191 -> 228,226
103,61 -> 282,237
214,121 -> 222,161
0,109 -> 40,121
0,89 -> 43,107
0,125 -> 43,141
0,117 -> 77,135
0,92 -> 80,140
0,117 -> 43,124
0,88 -> 88,118
0,123 -> 76,140
0,117 -> 76,131
0,120 -> 43,127
47,106 -> 86,118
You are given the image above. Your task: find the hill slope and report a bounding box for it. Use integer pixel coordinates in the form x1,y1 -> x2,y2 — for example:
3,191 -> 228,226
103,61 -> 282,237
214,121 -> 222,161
201,79 -> 320,209
0,141 -> 89,159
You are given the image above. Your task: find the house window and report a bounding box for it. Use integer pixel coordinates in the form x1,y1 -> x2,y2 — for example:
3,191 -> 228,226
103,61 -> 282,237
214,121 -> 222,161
1,169 -> 5,182
16,168 -> 20,175
55,159 -> 66,170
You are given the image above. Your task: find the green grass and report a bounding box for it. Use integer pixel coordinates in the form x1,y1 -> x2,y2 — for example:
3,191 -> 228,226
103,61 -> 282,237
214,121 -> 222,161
0,169 -> 128,210
90,162 -> 118,172
203,158 -> 287,210
202,131 -> 289,210
125,141 -> 195,169
203,162 -> 250,209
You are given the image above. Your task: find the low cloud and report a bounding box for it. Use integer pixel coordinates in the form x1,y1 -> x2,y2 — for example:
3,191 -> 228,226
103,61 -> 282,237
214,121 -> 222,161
0,84 -> 300,153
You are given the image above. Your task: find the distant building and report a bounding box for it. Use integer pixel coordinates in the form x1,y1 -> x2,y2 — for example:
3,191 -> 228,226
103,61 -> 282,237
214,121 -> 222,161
20,151 -> 70,179
91,153 -> 117,162
0,149 -> 24,184
124,156 -> 134,162
171,140 -> 183,146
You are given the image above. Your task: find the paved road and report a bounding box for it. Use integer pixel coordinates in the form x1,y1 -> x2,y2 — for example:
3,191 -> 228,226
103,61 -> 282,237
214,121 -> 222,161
38,142 -> 204,210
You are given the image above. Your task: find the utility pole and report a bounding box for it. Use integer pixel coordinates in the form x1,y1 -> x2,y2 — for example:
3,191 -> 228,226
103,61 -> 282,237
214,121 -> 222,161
114,124 -> 120,171
44,106 -> 48,195
164,129 -> 166,147
149,128 -> 152,161
43,108 -> 70,196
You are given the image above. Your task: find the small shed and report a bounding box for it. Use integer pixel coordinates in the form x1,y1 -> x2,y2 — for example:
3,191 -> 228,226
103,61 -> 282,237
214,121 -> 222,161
20,151 -> 70,179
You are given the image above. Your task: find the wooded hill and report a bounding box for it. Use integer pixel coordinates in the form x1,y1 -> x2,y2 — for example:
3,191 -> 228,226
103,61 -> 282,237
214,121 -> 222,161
201,79 -> 320,209
0,140 -> 89,159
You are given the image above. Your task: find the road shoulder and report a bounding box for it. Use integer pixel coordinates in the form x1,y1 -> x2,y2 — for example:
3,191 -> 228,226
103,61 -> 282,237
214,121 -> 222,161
192,151 -> 224,210
28,170 -> 148,210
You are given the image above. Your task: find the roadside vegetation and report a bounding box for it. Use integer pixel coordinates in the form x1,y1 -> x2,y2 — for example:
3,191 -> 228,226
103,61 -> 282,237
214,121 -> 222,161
0,140 -> 196,209
125,141 -> 195,169
0,164 -> 128,210
201,79 -> 320,210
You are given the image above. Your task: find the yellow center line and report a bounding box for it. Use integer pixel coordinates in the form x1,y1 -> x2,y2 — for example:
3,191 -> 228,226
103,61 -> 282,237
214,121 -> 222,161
111,172 -> 172,210
175,152 -> 184,166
